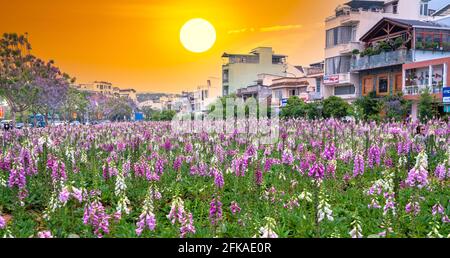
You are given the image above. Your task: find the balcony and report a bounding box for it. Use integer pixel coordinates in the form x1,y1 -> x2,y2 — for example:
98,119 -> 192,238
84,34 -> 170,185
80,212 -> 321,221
351,49 -> 412,71
324,73 -> 351,85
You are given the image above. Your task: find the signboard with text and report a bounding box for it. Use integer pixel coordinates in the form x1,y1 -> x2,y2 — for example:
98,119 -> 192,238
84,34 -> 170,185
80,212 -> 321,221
443,87 -> 450,103
324,75 -> 339,84
281,99 -> 288,107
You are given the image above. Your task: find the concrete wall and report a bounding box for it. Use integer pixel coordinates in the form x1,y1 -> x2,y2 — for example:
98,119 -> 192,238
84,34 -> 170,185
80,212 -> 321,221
225,47 -> 286,94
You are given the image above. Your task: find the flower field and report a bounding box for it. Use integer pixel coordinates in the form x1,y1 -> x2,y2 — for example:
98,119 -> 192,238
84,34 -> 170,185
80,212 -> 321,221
0,119 -> 449,238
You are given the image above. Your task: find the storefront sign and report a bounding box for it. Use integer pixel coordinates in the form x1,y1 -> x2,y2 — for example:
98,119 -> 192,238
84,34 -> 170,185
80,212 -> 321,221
324,75 -> 339,84
444,105 -> 450,113
443,87 -> 450,103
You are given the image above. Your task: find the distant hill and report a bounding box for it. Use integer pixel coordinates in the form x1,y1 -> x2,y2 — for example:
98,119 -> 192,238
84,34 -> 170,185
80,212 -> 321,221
137,93 -> 169,102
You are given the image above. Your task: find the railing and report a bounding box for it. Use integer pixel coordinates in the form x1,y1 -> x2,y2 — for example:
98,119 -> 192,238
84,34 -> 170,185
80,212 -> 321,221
404,85 -> 443,96
324,73 -> 351,85
351,49 -> 412,71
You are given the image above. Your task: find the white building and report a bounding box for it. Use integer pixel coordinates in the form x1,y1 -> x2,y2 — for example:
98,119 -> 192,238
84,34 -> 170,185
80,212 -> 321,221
193,79 -> 221,114
222,47 -> 288,96
138,100 -> 163,111
323,0 -> 434,101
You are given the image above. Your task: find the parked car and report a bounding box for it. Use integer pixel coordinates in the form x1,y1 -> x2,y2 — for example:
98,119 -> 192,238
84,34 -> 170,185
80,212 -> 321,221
15,122 -> 25,129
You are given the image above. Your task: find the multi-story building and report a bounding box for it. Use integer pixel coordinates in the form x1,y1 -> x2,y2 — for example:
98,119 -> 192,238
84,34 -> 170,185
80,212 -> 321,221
270,63 -> 324,109
351,18 -> 450,99
119,89 -> 138,103
324,0 -> 433,102
403,57 -> 449,120
76,82 -> 138,102
193,79 -> 221,114
78,81 -> 118,97
222,47 -> 287,96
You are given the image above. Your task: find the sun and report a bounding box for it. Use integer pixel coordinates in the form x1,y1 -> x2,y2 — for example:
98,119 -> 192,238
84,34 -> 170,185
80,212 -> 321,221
180,18 -> 216,53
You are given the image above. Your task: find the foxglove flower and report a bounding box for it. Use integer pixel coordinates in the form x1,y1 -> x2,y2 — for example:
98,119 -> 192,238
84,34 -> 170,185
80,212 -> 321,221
212,168 -> 224,189
349,219 -> 363,238
136,184 -> 160,236
254,217 -> 278,238
406,151 -> 429,189
83,198 -> 111,238
0,216 -> 5,229
209,196 -> 223,225
37,231 -> 53,238
180,212 -> 196,238
434,164 -> 446,181
353,154 -> 365,177
230,201 -> 241,215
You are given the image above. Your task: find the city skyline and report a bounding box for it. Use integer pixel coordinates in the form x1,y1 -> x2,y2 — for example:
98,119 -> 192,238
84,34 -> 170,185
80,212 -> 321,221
0,0 -> 447,93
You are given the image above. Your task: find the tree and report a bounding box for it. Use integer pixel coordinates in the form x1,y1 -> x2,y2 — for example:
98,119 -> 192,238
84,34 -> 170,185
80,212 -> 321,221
31,58 -> 71,125
0,33 -> 40,126
354,91 -> 383,121
60,87 -> 88,122
323,96 -> 351,118
106,97 -> 134,122
418,88 -> 439,123
384,94 -> 410,121
151,110 -> 176,121
281,96 -> 306,118
142,106 -> 156,121
87,93 -> 109,121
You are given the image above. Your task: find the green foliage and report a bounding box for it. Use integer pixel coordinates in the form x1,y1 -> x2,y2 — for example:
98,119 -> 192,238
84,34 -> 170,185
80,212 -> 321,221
151,110 -> 176,121
322,96 -> 351,119
384,93 -> 411,121
418,89 -> 439,123
354,91 -> 383,121
280,96 -> 307,118
280,96 -> 322,120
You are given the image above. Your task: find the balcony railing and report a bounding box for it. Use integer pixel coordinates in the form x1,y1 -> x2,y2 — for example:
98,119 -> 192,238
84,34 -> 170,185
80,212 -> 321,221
351,49 -> 412,71
404,85 -> 443,96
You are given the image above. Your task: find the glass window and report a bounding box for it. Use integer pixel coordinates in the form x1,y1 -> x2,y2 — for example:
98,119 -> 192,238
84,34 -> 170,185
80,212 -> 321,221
316,78 -> 321,93
432,65 -> 444,87
335,85 -> 355,95
378,76 -> 389,94
325,56 -> 351,75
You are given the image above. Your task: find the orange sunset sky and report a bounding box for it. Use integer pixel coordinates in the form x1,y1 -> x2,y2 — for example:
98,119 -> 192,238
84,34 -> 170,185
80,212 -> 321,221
0,0 -> 344,93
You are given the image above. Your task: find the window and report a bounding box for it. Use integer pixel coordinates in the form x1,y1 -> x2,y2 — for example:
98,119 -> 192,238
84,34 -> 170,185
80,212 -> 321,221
393,4 -> 398,14
325,26 -> 354,47
325,56 -> 351,75
377,75 -> 389,95
334,85 -> 355,95
289,89 -> 296,97
223,70 -> 229,83
316,78 -> 321,93
274,90 -> 283,99
420,1 -> 428,16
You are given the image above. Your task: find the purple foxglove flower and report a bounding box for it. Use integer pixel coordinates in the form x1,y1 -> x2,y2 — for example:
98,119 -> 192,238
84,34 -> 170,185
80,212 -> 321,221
230,201 -> 241,215
37,230 -> 53,238
0,216 -> 5,229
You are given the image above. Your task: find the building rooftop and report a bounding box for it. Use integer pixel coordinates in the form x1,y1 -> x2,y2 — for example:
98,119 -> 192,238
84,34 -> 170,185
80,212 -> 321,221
432,3 -> 450,17
360,17 -> 450,41
389,18 -> 450,28
344,1 -> 385,10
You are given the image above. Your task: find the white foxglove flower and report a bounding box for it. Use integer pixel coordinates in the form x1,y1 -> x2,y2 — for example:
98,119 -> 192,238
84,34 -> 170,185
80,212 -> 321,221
349,219 -> 363,238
